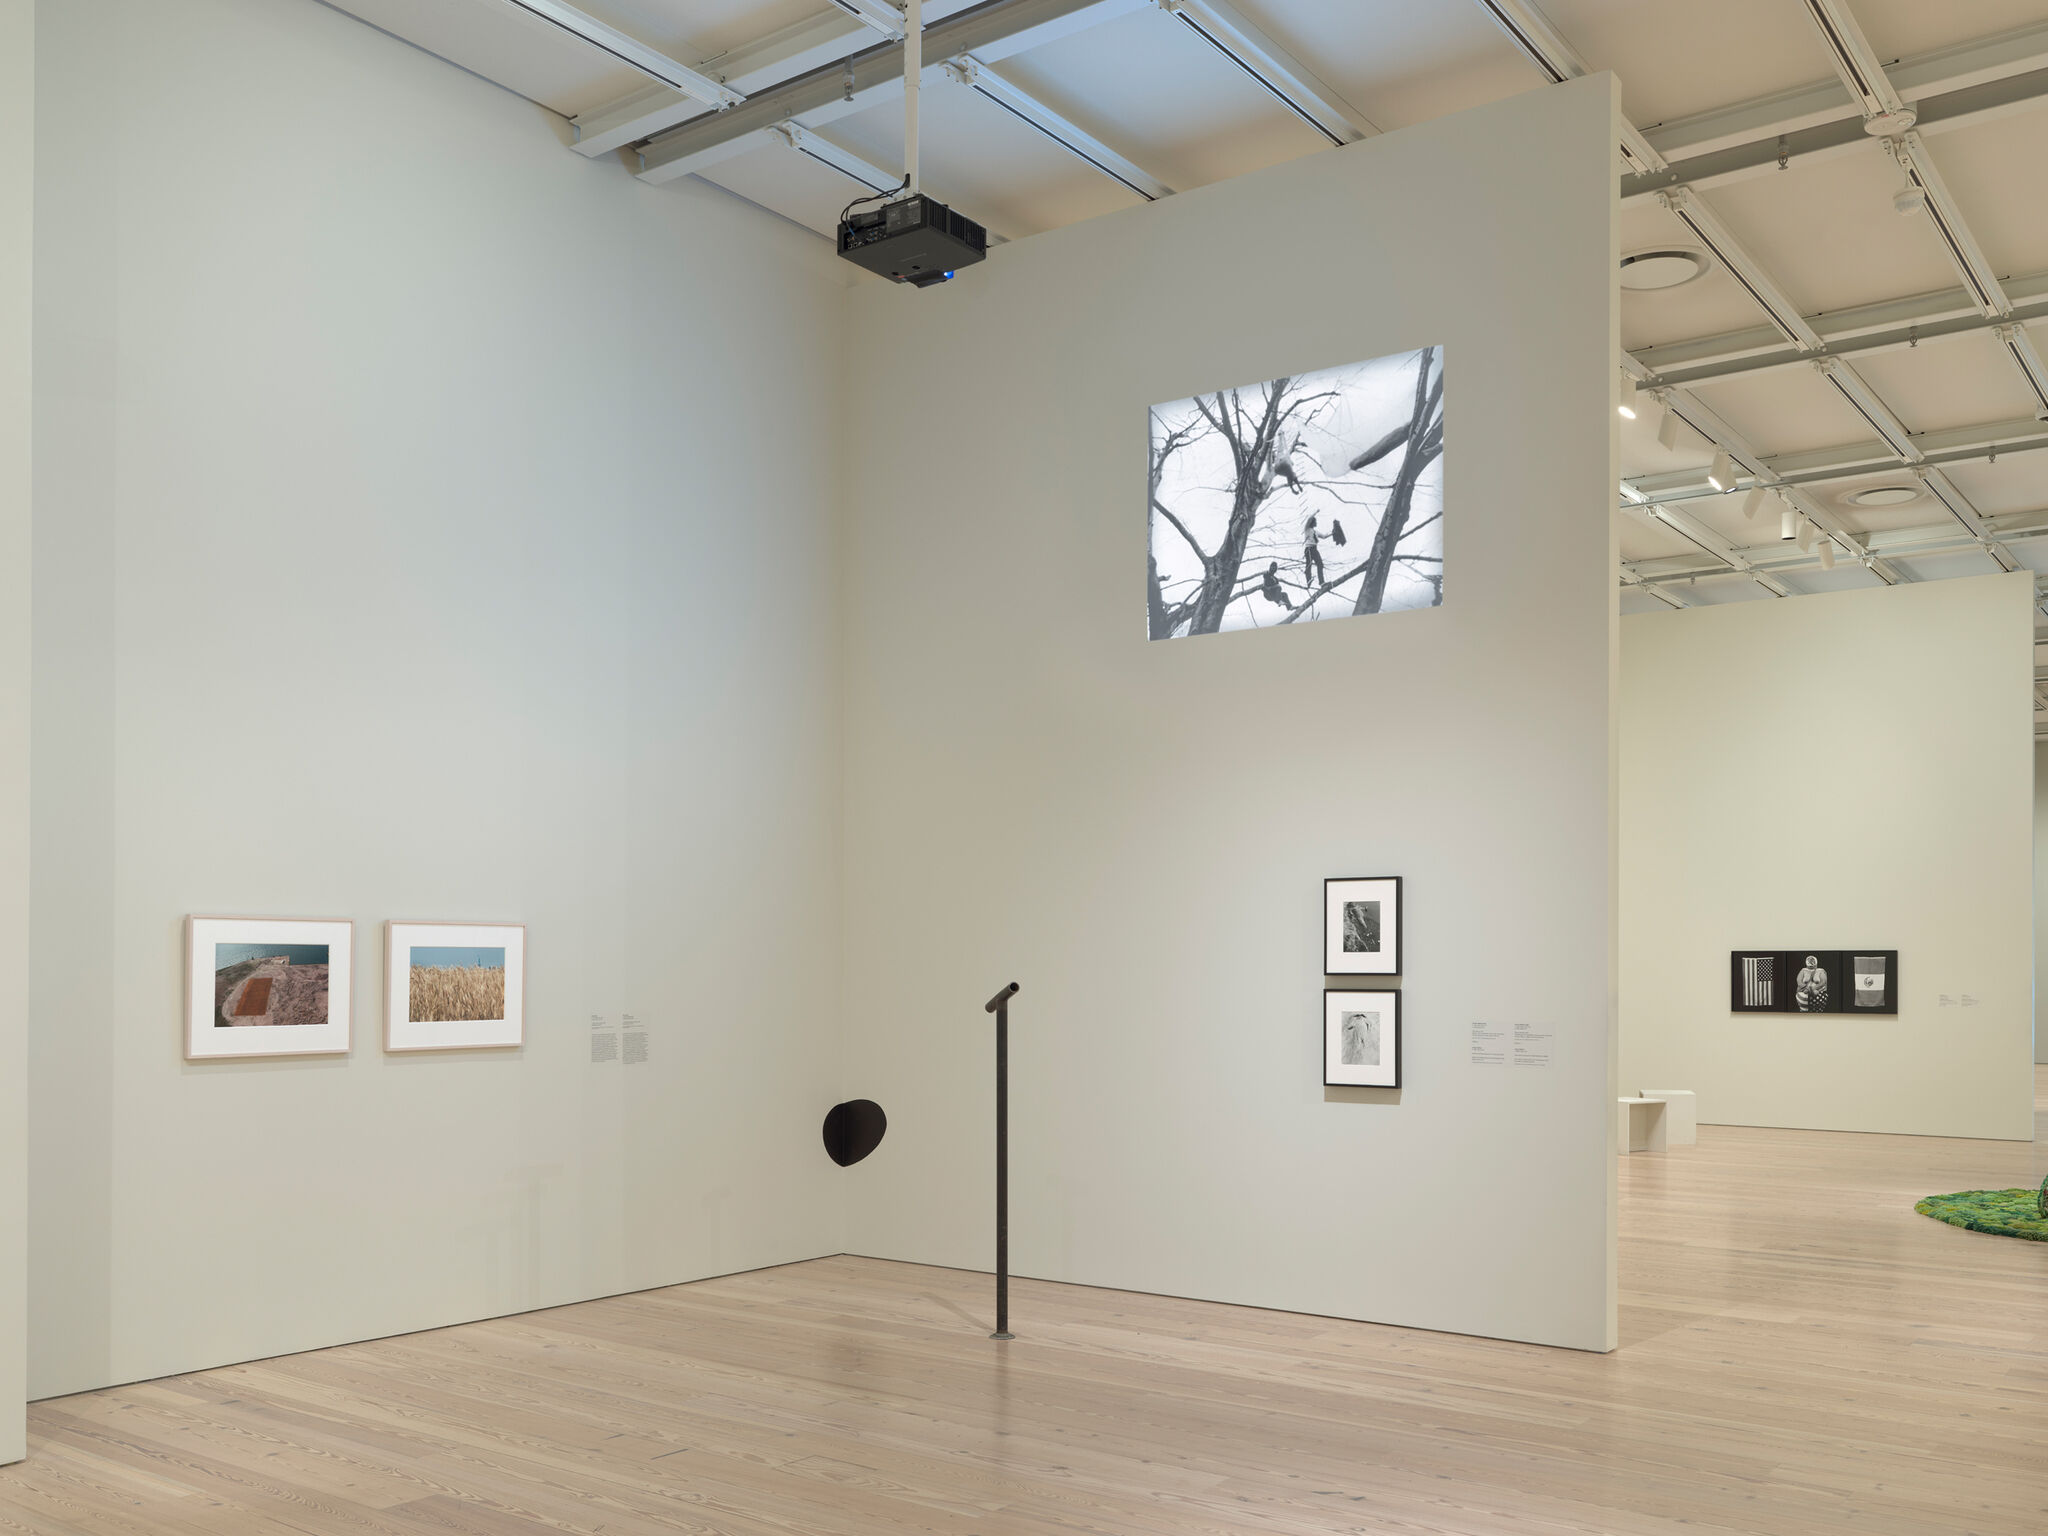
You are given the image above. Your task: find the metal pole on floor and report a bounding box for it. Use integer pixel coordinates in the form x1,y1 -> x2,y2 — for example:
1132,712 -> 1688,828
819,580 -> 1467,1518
984,981 -> 1019,1340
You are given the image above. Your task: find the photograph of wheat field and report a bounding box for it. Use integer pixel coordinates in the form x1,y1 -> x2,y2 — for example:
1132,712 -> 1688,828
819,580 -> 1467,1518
408,945 -> 506,1022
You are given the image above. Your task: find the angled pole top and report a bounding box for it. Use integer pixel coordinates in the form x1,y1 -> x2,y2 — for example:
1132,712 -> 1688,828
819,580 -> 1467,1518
985,982 -> 1020,1013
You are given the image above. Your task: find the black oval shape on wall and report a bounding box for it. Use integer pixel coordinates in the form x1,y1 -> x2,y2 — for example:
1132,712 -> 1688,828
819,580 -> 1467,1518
822,1099 -> 887,1167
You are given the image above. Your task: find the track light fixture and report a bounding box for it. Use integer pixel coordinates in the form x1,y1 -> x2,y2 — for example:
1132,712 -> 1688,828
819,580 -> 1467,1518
1742,487 -> 1765,520
1818,537 -> 1835,570
1780,503 -> 1798,541
1618,372 -> 1639,420
1707,447 -> 1736,493
1655,392 -> 1680,450
1797,520 -> 1817,553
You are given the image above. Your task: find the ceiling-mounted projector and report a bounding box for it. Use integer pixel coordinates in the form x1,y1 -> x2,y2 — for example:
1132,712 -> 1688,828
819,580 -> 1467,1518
833,0 -> 983,289
838,193 -> 986,287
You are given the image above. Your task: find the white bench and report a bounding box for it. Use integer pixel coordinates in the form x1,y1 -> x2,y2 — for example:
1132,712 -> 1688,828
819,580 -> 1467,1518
1617,1097 -> 1667,1154
1638,1088 -> 1697,1146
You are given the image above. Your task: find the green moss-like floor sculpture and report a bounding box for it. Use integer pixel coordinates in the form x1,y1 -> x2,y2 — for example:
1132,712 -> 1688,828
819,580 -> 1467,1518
1914,1187 -> 2048,1241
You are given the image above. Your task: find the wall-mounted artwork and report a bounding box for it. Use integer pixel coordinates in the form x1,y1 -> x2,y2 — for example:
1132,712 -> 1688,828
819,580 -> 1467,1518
1845,950 -> 1898,1013
1730,950 -> 1783,1012
1148,345 -> 1445,638
1728,949 -> 1896,1014
185,915 -> 353,1059
1325,876 -> 1401,975
386,921 -> 526,1051
1324,989 -> 1401,1088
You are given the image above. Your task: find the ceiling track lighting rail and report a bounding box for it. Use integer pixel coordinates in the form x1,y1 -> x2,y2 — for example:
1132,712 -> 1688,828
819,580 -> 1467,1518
1626,429 -> 2048,507
1656,188 -> 1821,350
503,0 -> 744,108
1153,0 -> 1370,148
829,0 -> 909,40
943,56 -> 1173,199
1645,502 -> 1792,597
1888,134 -> 2009,318
635,0 -> 1148,183
1471,0 -> 1667,171
1797,0 -> 1906,119
1620,63 -> 2048,201
1997,323 -> 2048,417
770,121 -> 899,194
1635,284 -> 2048,389
1812,357 -> 1919,460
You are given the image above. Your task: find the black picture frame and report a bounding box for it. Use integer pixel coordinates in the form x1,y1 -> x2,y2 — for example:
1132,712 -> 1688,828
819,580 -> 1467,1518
1785,950 -> 1843,1014
1841,950 -> 1899,1014
1323,988 -> 1401,1088
1730,950 -> 1786,1012
1325,876 -> 1402,975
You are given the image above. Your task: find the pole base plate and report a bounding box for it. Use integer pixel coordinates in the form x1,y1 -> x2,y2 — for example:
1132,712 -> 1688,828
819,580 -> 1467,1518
989,1331 -> 1015,1340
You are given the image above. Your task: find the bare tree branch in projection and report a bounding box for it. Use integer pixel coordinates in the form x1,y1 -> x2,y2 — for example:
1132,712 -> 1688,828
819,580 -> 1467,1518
1147,348 -> 1444,638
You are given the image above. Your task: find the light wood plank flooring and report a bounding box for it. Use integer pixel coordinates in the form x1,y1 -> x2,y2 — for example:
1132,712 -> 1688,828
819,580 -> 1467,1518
4,1078 -> 2043,1536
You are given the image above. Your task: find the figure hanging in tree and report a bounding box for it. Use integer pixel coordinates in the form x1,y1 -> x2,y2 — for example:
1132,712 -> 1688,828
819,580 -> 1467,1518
1330,517 -> 1347,548
1272,431 -> 1303,494
1260,561 -> 1293,611
1302,514 -> 1326,589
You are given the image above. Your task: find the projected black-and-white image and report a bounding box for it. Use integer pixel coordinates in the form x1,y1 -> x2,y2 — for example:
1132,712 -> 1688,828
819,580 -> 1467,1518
1324,989 -> 1400,1088
1148,346 -> 1444,639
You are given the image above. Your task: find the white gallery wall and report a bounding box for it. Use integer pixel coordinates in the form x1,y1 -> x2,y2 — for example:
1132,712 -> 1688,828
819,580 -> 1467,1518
1620,573 -> 2035,1140
1,0 -> 31,1467
2034,741 -> 2048,1065
838,79 -> 1623,1350
28,0 -> 850,1398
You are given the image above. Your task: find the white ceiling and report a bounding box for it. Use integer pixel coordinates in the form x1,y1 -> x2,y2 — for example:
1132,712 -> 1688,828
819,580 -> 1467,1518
321,0 -> 2048,716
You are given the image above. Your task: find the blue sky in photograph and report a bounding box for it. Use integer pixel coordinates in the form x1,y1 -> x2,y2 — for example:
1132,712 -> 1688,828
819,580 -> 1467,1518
411,946 -> 505,970
215,942 -> 329,970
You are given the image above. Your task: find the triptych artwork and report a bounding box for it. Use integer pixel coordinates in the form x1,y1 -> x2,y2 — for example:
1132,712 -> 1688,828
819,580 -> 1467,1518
186,915 -> 527,1060
1729,949 -> 1897,1015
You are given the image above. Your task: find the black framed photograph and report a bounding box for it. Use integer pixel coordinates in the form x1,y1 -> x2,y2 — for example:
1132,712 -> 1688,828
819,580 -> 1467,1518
1843,950 -> 1898,1014
1787,950 -> 1843,1014
1325,876 -> 1401,975
1324,989 -> 1401,1088
1730,950 -> 1785,1012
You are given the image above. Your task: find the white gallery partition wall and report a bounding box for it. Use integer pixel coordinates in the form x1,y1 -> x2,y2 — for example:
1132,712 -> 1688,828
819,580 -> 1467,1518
838,77 -> 1625,1352
28,0 -> 851,1399
1620,573 -> 2036,1140
0,0 -> 32,1470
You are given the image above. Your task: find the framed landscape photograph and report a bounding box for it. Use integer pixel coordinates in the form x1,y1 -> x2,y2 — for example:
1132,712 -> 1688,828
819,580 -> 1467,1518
385,921 -> 525,1051
185,915 -> 353,1060
1844,950 -> 1898,1014
1324,989 -> 1401,1088
1729,950 -> 1785,1013
1325,876 -> 1401,975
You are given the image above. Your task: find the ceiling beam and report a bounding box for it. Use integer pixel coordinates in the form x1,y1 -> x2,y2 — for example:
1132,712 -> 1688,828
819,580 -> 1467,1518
571,11 -> 871,157
1640,18 -> 2048,160
1158,0 -> 1374,148
943,55 -> 1173,199
1654,187 -> 1819,349
498,0 -> 743,108
1620,63 -> 2048,201
1470,0 -> 1664,171
635,0 -> 1149,184
1630,272 -> 2048,381
1626,416 -> 2048,502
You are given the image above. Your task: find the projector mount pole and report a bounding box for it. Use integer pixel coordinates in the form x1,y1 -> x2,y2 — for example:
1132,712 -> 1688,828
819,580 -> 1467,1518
904,0 -> 921,196
984,981 -> 1019,1339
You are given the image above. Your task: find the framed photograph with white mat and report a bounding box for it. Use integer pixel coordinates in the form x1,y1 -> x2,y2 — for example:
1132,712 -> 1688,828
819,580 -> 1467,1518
185,915 -> 353,1060
386,921 -> 525,1051
1324,875 -> 1401,974
1324,989 -> 1400,1088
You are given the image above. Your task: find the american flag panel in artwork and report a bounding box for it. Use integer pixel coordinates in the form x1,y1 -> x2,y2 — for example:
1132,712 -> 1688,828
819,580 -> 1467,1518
1743,954 -> 1774,1008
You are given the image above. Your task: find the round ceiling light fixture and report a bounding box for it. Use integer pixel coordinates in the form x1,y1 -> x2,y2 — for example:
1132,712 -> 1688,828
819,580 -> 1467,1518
1619,248 -> 1710,290
1843,484 -> 1921,508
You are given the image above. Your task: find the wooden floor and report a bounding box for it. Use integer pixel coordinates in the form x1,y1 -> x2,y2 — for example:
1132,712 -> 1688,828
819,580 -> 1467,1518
5,1078 -> 2044,1536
